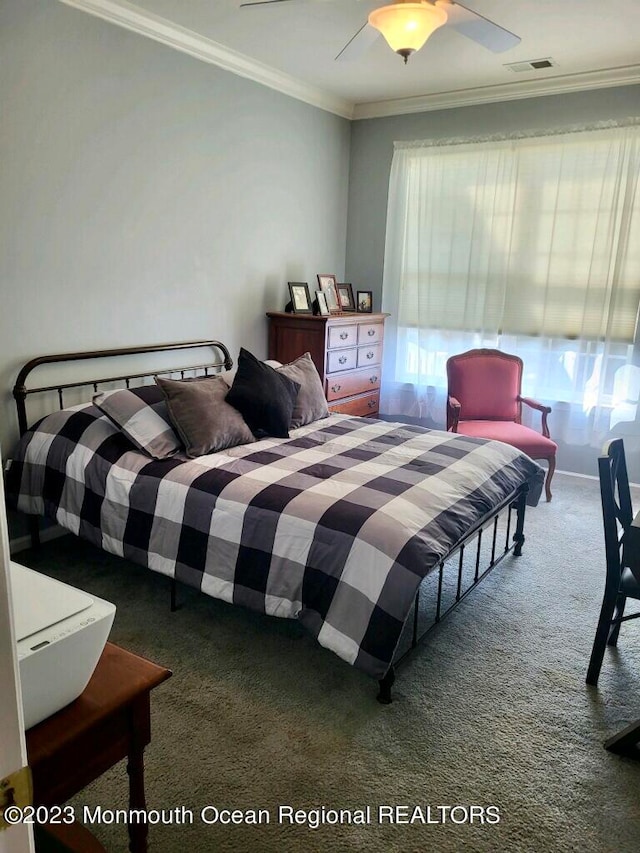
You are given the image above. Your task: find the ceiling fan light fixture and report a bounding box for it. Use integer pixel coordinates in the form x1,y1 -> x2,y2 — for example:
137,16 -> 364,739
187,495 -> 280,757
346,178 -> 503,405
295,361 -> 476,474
368,2 -> 448,63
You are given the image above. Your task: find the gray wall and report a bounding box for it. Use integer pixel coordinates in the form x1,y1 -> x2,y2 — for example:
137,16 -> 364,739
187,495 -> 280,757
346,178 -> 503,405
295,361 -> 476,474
3,2 -> 639,461
345,85 -> 640,310
0,1 -> 351,455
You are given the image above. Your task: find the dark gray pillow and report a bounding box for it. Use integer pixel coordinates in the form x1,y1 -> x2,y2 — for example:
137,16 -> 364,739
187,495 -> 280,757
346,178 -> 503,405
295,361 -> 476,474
277,352 -> 329,428
155,375 -> 254,458
225,348 -> 300,438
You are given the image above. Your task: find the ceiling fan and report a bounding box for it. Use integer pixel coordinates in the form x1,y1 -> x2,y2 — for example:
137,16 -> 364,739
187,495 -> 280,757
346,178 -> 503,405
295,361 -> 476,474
238,0 -> 521,64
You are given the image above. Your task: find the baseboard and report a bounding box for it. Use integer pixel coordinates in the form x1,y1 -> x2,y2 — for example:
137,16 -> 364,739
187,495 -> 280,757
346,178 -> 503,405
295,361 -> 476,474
555,468 -> 598,481
10,525 -> 69,554
556,468 -> 640,488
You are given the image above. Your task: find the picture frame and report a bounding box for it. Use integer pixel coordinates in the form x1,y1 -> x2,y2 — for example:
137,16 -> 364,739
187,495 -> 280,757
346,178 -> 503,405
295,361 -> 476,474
336,283 -> 356,312
317,274 -> 340,314
288,281 -> 313,314
356,290 -> 373,313
315,290 -> 330,317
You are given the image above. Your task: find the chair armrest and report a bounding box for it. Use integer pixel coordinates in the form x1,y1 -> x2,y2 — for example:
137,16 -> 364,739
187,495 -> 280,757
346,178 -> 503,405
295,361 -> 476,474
448,396 -> 461,432
518,396 -> 552,438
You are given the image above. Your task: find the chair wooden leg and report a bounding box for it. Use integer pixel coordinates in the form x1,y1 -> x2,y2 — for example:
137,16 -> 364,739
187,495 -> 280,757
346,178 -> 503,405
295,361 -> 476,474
604,718 -> 640,760
607,594 -> 626,646
587,591 -> 618,686
545,455 -> 556,502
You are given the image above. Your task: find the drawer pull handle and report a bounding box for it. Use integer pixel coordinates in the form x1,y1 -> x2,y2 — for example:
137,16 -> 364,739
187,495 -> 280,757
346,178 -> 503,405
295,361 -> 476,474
331,384 -> 341,393
340,332 -> 348,340
367,329 -> 375,337
369,375 -> 378,384
368,400 -> 376,409
366,351 -> 374,360
338,356 -> 347,365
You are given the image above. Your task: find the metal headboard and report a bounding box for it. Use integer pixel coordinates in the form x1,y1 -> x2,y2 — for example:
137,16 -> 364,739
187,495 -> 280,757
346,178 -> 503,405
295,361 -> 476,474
12,339 -> 233,436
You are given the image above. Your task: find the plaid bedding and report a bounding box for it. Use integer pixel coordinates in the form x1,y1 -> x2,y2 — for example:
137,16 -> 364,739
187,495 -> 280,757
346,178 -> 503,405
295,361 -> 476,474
7,404 -> 543,680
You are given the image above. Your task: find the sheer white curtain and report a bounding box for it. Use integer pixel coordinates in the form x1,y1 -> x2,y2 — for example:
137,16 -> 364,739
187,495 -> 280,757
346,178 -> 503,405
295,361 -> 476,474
381,123 -> 640,476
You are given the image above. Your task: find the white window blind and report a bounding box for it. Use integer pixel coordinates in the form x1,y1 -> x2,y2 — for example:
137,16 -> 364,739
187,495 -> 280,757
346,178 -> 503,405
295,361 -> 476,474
389,125 -> 640,342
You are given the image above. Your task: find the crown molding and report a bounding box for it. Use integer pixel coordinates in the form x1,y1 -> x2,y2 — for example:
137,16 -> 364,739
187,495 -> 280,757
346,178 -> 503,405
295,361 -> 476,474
59,0 -> 355,120
352,64 -> 640,120
59,2 -> 640,124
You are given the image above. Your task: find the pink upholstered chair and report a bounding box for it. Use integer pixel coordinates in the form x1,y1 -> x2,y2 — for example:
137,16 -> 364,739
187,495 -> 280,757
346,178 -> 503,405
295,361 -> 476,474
446,349 -> 557,501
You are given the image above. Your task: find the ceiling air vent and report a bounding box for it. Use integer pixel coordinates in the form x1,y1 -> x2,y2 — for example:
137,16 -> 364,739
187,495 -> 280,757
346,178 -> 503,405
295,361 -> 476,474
504,57 -> 557,73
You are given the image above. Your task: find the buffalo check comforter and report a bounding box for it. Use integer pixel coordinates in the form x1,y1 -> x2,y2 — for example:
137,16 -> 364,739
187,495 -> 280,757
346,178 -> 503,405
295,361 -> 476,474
7,404 -> 543,680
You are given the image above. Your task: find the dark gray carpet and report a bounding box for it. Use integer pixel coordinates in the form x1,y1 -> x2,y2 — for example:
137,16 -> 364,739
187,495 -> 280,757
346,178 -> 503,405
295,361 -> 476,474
17,473 -> 640,852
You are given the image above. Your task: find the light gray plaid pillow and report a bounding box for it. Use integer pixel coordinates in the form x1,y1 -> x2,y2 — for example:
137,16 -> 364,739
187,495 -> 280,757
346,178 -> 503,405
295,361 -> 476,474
93,389 -> 181,459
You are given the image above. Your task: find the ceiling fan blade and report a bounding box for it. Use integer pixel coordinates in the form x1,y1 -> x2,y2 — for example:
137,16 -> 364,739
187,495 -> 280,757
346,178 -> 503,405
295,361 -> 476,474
436,1 -> 521,53
239,0 -> 347,6
239,1 -> 297,7
335,22 -> 380,62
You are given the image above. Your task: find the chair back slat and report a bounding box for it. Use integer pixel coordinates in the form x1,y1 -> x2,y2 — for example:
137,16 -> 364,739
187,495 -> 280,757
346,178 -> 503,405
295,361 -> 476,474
599,439 -> 633,585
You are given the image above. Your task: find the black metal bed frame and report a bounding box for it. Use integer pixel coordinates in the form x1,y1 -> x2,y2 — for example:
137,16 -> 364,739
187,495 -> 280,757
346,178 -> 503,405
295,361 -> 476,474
376,482 -> 527,702
13,339 -> 233,437
11,340 -> 529,704
12,340 -> 232,551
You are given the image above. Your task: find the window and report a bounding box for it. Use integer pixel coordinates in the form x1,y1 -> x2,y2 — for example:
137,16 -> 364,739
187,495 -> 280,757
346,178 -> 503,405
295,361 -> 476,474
391,127 -> 640,341
381,123 -> 640,473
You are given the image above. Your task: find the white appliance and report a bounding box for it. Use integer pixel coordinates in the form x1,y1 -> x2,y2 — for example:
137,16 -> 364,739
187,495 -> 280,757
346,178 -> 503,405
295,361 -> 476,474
10,561 -> 116,729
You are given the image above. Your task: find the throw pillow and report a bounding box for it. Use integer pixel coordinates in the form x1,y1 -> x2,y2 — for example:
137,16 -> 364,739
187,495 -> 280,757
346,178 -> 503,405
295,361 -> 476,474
277,352 -> 329,428
93,388 -> 181,459
225,348 -> 300,438
155,375 -> 254,458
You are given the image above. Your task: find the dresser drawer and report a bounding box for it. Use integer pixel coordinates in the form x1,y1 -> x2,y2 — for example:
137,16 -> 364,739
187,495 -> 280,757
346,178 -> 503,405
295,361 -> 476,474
356,343 -> 382,368
358,323 -> 384,346
327,325 -> 357,349
329,391 -> 380,417
327,348 -> 357,374
326,368 -> 381,402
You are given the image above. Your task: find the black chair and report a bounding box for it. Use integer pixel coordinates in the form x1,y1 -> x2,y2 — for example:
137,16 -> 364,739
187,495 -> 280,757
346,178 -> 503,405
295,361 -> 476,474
586,438 -> 640,686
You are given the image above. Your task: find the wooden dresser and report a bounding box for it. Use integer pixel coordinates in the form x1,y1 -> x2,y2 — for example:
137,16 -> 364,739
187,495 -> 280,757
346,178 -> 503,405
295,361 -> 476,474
266,312 -> 388,417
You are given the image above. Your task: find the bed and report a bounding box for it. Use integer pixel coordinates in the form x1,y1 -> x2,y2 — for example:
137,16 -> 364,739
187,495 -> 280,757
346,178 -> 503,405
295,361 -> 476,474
7,340 -> 544,702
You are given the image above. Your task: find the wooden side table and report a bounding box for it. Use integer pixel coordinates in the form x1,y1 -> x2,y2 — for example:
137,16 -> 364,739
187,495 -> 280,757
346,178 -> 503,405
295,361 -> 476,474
27,643 -> 172,853
35,820 -> 107,852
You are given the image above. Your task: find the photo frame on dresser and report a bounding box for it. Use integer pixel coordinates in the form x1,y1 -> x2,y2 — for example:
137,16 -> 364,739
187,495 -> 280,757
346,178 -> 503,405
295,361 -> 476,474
337,283 -> 356,312
315,290 -> 330,316
317,274 -> 341,314
287,282 -> 313,314
357,290 -> 373,313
